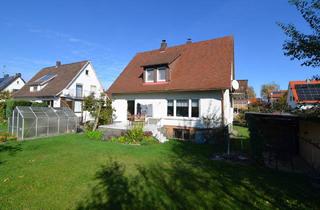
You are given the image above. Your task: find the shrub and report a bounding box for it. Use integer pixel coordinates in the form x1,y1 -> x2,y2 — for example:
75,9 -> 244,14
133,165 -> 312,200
85,130 -> 104,140
125,126 -> 144,144
5,100 -> 47,118
0,132 -> 17,142
109,126 -> 158,145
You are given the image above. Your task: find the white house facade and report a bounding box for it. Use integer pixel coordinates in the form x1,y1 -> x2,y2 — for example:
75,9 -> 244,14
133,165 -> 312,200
13,61 -> 104,121
287,80 -> 320,109
107,36 -> 235,142
0,73 -> 25,92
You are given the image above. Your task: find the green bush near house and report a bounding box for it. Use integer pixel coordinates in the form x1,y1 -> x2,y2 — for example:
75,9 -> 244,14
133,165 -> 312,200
85,130 -> 104,140
110,126 -> 158,145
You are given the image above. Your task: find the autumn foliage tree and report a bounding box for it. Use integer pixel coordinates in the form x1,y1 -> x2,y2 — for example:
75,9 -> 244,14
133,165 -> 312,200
260,82 -> 280,102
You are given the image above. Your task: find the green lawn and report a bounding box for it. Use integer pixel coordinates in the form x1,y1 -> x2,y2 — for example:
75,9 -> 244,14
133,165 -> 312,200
0,129 -> 319,209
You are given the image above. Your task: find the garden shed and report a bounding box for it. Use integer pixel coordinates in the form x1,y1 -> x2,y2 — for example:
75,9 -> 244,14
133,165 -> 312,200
8,106 -> 78,140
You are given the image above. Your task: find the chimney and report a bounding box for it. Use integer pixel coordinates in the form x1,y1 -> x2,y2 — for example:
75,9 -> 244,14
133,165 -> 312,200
186,38 -> 192,44
16,73 -> 21,77
160,40 -> 167,50
56,61 -> 61,67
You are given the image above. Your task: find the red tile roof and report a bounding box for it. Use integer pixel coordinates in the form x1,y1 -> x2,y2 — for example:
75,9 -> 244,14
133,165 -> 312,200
289,80 -> 320,103
108,36 -> 234,94
270,90 -> 287,99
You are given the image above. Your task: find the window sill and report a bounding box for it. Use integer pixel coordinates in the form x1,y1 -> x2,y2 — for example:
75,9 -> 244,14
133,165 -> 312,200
164,116 -> 200,121
143,81 -> 169,85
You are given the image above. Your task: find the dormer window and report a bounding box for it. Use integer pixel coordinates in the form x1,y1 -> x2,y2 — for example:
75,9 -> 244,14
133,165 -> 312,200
145,68 -> 155,82
157,67 -> 167,81
144,66 -> 167,83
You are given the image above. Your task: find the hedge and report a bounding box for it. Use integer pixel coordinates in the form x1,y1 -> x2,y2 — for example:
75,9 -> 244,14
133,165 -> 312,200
4,99 -> 48,119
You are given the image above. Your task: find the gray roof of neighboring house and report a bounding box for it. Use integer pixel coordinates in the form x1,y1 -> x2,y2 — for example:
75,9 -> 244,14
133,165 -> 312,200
0,73 -> 23,91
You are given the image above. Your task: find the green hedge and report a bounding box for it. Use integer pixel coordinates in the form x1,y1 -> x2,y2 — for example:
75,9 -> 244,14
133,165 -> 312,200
5,99 -> 48,119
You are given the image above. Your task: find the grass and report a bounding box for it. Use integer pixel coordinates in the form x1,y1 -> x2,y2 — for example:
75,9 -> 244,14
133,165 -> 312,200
0,127 -> 319,209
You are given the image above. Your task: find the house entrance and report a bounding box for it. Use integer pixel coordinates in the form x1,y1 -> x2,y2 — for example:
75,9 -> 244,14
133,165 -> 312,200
127,100 -> 135,118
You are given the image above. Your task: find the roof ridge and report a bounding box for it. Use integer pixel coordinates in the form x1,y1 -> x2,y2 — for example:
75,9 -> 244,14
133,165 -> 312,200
137,35 -> 233,54
42,60 -> 89,69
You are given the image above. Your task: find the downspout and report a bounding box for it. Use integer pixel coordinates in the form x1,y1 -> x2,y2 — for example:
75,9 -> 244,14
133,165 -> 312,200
221,89 -> 225,127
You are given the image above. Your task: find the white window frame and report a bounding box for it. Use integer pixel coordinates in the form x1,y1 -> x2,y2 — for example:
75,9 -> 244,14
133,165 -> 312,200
145,68 -> 154,83
166,99 -> 200,119
157,67 -> 167,82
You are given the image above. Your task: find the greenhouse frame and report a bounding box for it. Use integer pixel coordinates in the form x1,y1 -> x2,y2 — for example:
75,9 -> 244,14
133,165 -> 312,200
8,106 -> 79,140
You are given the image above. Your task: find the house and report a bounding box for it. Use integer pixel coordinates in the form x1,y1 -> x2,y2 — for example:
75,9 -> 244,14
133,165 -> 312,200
0,73 -> 25,92
287,80 -> 320,109
233,79 -> 249,113
269,90 -> 287,104
13,60 -> 104,121
107,36 -> 235,141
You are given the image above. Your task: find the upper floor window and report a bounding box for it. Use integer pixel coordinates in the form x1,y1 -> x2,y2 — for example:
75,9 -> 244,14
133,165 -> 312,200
90,85 -> 96,94
85,70 -> 89,75
76,84 -> 83,98
144,66 -> 167,83
145,68 -> 154,82
157,67 -> 167,81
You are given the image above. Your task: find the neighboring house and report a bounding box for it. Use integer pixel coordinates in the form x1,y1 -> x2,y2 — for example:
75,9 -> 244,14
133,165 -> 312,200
13,60 -> 104,121
269,90 -> 287,104
287,80 -> 320,109
107,36 -> 235,141
0,73 -> 25,92
233,79 -> 249,113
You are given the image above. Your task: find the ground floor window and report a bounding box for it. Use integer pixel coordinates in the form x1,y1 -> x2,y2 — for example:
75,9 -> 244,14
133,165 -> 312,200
167,99 -> 200,118
74,101 -> 82,113
167,100 -> 174,116
191,99 -> 199,117
174,128 -> 190,140
176,100 -> 189,117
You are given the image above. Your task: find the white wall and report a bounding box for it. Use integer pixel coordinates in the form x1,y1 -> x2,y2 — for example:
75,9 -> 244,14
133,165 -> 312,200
287,85 -> 297,108
3,77 -> 25,92
62,62 -> 104,99
112,90 -> 233,128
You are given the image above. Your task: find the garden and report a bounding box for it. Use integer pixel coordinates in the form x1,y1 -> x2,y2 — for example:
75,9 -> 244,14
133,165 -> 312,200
0,125 -> 319,210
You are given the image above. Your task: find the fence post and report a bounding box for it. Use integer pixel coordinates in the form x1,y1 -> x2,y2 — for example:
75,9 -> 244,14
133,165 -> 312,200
11,111 -> 14,134
16,112 -> 19,138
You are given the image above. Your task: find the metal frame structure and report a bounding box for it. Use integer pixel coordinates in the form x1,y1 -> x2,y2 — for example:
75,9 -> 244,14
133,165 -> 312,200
8,106 -> 78,140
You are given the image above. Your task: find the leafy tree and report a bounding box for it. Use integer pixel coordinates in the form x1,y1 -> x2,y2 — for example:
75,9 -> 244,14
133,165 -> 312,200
278,0 -> 320,67
260,82 -> 280,101
83,94 -> 114,131
272,91 -> 289,112
247,86 -> 256,99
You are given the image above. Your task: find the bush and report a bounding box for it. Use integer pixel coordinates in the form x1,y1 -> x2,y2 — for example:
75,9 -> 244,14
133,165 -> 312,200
85,130 -> 104,140
125,126 -> 144,144
0,132 -> 17,142
110,126 -> 158,145
5,100 -> 47,118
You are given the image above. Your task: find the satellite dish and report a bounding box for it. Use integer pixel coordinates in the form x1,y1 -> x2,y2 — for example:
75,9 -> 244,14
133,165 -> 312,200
232,80 -> 239,90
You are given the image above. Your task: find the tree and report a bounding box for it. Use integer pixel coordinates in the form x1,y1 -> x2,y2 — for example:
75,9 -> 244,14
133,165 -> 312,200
83,94 -> 114,131
278,0 -> 320,67
260,82 -> 280,102
272,92 -> 289,112
247,86 -> 256,99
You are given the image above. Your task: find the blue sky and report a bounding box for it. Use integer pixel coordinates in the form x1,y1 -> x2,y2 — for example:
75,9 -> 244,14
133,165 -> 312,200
1,0 -> 319,96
